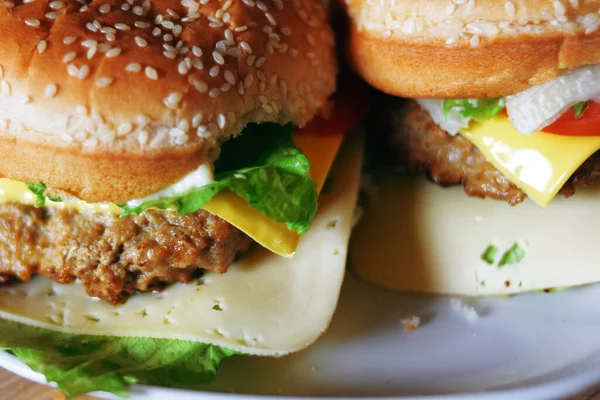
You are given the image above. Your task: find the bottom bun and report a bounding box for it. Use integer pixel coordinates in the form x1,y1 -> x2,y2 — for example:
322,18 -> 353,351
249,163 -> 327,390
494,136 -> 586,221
350,172 -> 600,296
0,133 -> 362,356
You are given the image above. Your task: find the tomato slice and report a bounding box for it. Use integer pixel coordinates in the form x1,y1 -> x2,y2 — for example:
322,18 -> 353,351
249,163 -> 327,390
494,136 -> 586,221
541,101 -> 600,136
297,72 -> 374,136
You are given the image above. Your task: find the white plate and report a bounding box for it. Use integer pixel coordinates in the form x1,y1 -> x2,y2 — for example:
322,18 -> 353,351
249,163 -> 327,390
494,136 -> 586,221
2,273 -> 600,399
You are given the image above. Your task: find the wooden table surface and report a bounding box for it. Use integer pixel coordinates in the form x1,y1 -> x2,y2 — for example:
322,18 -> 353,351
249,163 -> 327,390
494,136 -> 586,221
0,368 -> 97,400
1,365 -> 599,400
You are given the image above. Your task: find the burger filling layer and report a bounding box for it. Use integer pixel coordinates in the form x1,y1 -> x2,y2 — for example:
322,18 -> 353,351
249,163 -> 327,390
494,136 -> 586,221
0,123 -> 346,303
372,99 -> 600,205
415,64 -> 600,207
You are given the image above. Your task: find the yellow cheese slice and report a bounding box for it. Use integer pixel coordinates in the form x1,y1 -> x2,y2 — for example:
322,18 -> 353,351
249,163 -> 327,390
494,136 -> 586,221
204,132 -> 344,258
0,132 -> 344,258
460,116 -> 600,207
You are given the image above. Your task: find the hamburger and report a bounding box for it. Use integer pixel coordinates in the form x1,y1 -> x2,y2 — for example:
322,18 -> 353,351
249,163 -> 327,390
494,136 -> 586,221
0,0 -> 365,396
341,1 -> 600,295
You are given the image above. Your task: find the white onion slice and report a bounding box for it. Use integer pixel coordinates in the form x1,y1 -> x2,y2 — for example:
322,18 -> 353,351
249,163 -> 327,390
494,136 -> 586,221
416,99 -> 469,136
506,64 -> 600,135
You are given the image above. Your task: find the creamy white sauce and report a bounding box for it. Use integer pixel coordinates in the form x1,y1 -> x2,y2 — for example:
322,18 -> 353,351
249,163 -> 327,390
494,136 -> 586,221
126,164 -> 215,208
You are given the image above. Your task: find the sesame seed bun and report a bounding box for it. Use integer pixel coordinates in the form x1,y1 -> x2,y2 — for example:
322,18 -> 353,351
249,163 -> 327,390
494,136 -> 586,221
342,0 -> 600,98
0,0 -> 336,203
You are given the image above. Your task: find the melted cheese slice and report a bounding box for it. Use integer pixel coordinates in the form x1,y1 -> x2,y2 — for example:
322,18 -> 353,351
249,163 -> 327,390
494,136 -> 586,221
460,116 -> 600,207
350,173 -> 600,296
0,132 -> 345,258
0,133 -> 362,355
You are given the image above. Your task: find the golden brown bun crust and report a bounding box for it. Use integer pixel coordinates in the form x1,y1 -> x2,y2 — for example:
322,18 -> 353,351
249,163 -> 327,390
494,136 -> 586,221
0,0 -> 336,202
343,0 -> 600,98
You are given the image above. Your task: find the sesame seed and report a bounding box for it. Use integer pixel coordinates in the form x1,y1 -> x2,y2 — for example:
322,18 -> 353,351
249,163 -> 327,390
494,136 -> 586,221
265,12 -> 276,26
192,46 -> 203,57
62,52 -> 76,63
505,1 -> 516,17
67,65 -> 79,77
193,80 -> 208,93
145,66 -> 158,80
95,76 -> 113,87
106,47 -> 122,57
44,83 -> 58,98
136,115 -> 150,125
255,57 -> 266,68
63,36 -> 77,45
209,66 -> 220,77
224,70 -> 236,85
209,88 -> 221,98
115,23 -> 130,31
77,64 -> 90,79
177,61 -> 190,75
117,122 -> 133,136
135,21 -> 150,28
46,11 -> 60,19
192,58 -> 203,70
240,41 -> 252,53
0,81 -> 10,96
37,40 -> 47,54
161,20 -> 174,29
81,39 -> 97,48
192,113 -> 203,127
216,113 -> 226,129
213,51 -> 225,65
133,5 -> 143,15
135,36 -> 147,47
167,91 -> 183,104
138,130 -> 149,145
244,74 -> 254,88
99,3 -> 110,13
100,26 -> 115,34
25,19 -> 40,27
125,63 -> 142,72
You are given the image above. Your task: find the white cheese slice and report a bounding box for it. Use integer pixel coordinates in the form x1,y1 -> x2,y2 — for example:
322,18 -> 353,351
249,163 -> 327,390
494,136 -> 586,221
350,173 -> 600,296
0,133 -> 362,356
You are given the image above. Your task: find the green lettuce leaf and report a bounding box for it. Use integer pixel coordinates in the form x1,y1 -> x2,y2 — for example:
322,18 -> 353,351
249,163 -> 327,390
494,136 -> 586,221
481,245 -> 499,265
573,101 -> 589,119
497,242 -> 526,268
0,318 -> 237,397
26,182 -> 62,207
120,123 -> 317,234
443,98 -> 506,121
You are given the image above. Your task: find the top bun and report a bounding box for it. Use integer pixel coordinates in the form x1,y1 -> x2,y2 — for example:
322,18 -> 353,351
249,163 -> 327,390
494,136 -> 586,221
0,0 -> 336,203
343,0 -> 600,98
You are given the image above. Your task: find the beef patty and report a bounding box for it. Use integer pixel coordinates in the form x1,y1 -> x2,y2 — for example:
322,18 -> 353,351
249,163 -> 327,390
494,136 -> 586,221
370,97 -> 600,204
0,204 -> 252,304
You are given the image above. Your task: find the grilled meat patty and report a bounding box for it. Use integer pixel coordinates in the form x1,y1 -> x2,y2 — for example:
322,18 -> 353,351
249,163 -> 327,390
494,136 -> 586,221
0,204 -> 252,304
370,97 -> 600,204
